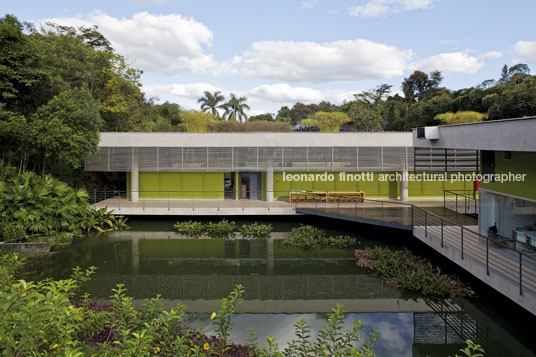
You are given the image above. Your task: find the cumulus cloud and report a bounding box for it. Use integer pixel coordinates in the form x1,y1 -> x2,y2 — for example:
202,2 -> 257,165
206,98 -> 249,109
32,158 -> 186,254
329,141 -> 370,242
349,0 -> 433,17
409,52 -> 484,75
40,12 -> 216,75
143,82 -> 356,114
514,41 -> 536,65
219,39 -> 412,82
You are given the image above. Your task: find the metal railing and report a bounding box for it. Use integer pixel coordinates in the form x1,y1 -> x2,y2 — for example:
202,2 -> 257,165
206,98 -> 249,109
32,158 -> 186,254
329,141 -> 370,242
444,190 -> 479,216
413,205 -> 536,299
87,189 -> 299,213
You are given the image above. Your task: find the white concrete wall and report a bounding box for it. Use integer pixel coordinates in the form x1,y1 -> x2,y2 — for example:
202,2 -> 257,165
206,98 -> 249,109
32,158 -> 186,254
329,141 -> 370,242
98,132 -> 413,148
412,117 -> 536,151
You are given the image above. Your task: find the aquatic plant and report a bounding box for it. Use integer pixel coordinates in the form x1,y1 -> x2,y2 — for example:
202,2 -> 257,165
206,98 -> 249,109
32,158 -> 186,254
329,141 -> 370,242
239,222 -> 273,239
205,219 -> 237,239
282,225 -> 356,250
356,247 -> 475,298
173,220 -> 205,238
83,207 -> 129,233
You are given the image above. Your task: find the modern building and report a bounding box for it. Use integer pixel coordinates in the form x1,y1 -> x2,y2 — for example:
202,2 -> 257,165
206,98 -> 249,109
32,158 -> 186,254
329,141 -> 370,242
84,131 -> 477,202
413,117 -> 536,249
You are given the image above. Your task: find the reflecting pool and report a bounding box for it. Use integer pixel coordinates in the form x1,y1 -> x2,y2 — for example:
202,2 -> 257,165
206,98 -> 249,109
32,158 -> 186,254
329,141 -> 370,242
24,218 -> 536,357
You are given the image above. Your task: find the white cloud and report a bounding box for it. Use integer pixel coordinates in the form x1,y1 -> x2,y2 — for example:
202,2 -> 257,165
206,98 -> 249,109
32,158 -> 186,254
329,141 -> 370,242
514,41 -> 536,64
409,52 -> 484,75
349,0 -> 433,17
301,0 -> 320,9
219,39 -> 412,82
482,51 -> 502,59
40,11 -> 216,75
143,82 -> 356,114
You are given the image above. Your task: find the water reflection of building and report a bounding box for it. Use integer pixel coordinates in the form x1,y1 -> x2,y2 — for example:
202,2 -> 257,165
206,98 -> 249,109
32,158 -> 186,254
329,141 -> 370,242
412,299 -> 533,357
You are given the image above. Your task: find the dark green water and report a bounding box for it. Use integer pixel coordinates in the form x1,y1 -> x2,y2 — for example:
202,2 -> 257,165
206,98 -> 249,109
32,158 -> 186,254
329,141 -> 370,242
24,218 -> 536,357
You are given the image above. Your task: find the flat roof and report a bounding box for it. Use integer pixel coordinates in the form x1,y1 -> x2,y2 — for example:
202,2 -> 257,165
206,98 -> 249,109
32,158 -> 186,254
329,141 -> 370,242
98,132 -> 413,148
412,117 -> 536,152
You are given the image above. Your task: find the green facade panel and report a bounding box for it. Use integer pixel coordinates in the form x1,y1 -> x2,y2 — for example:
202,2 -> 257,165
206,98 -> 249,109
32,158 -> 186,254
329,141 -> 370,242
480,151 -> 536,201
136,172 -> 224,199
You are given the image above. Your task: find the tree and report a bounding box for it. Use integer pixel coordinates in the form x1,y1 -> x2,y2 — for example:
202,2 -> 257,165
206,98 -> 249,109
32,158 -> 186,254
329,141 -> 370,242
155,101 -> 182,126
301,111 -> 350,132
221,94 -> 250,122
28,88 -> 103,173
401,70 -> 443,130
248,113 -> 274,122
197,91 -> 225,119
498,63 -> 531,84
180,112 -> 215,132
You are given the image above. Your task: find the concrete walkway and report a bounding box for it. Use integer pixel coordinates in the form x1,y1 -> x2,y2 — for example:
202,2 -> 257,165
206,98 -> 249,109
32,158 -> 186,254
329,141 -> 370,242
93,198 -> 296,215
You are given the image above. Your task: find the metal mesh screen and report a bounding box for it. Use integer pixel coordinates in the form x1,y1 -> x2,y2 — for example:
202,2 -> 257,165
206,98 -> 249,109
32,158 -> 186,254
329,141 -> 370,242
415,148 -> 478,172
86,146 -> 430,172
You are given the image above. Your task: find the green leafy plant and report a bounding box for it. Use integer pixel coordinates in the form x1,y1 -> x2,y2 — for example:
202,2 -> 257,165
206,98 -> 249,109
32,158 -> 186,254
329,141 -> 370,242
211,284 -> 245,353
83,207 -> 129,233
205,219 -> 236,239
356,247 -> 474,298
453,340 -> 485,357
173,220 -> 206,238
283,225 -> 356,250
239,222 -> 273,239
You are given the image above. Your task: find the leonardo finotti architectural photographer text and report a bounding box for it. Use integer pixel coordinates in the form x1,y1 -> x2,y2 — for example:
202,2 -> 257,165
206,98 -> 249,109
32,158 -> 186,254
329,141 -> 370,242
282,172 -> 527,183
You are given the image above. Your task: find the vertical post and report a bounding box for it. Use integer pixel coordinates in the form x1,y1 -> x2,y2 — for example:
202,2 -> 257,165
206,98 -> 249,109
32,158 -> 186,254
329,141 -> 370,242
131,148 -> 139,202
411,205 -> 414,229
381,201 -> 384,222
400,170 -> 408,201
486,237 -> 490,275
461,227 -> 464,260
425,211 -> 428,238
440,218 -> 444,247
519,253 -> 523,296
266,162 -> 274,203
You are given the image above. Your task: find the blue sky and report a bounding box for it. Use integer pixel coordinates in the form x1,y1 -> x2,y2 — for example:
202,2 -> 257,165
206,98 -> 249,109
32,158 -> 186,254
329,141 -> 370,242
3,0 -> 536,114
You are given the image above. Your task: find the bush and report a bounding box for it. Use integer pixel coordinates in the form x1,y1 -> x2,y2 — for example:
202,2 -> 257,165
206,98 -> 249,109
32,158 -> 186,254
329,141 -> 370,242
84,207 -> 129,233
208,121 -> 291,132
0,169 -> 91,242
239,222 -> 272,239
173,220 -> 206,238
205,219 -> 236,239
435,111 -> 487,125
356,247 -> 474,298
283,225 -> 356,250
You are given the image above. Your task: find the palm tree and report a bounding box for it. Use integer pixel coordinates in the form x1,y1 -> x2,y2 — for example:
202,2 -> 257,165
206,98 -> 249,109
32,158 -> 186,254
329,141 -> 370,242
197,91 -> 225,119
222,94 -> 250,122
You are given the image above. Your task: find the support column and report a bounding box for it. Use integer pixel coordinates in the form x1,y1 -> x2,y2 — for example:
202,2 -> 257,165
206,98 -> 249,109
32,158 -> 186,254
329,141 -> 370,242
400,170 -> 408,201
131,153 -> 139,202
266,163 -> 274,202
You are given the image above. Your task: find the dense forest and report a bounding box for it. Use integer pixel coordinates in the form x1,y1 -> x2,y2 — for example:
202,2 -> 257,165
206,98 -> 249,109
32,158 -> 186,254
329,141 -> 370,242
1,14 -> 536,184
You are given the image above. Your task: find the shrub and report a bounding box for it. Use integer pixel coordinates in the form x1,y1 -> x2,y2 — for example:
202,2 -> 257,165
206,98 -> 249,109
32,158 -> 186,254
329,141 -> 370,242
173,220 -> 206,238
239,222 -> 272,239
205,219 -> 236,239
283,225 -> 356,250
0,170 -> 91,242
84,207 -> 129,233
356,247 -> 474,298
435,111 -> 487,125
208,121 -> 292,132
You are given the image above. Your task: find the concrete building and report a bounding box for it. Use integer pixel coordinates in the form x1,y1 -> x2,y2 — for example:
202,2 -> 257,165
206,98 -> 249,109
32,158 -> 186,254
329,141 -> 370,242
85,131 -> 477,202
413,117 -> 536,249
